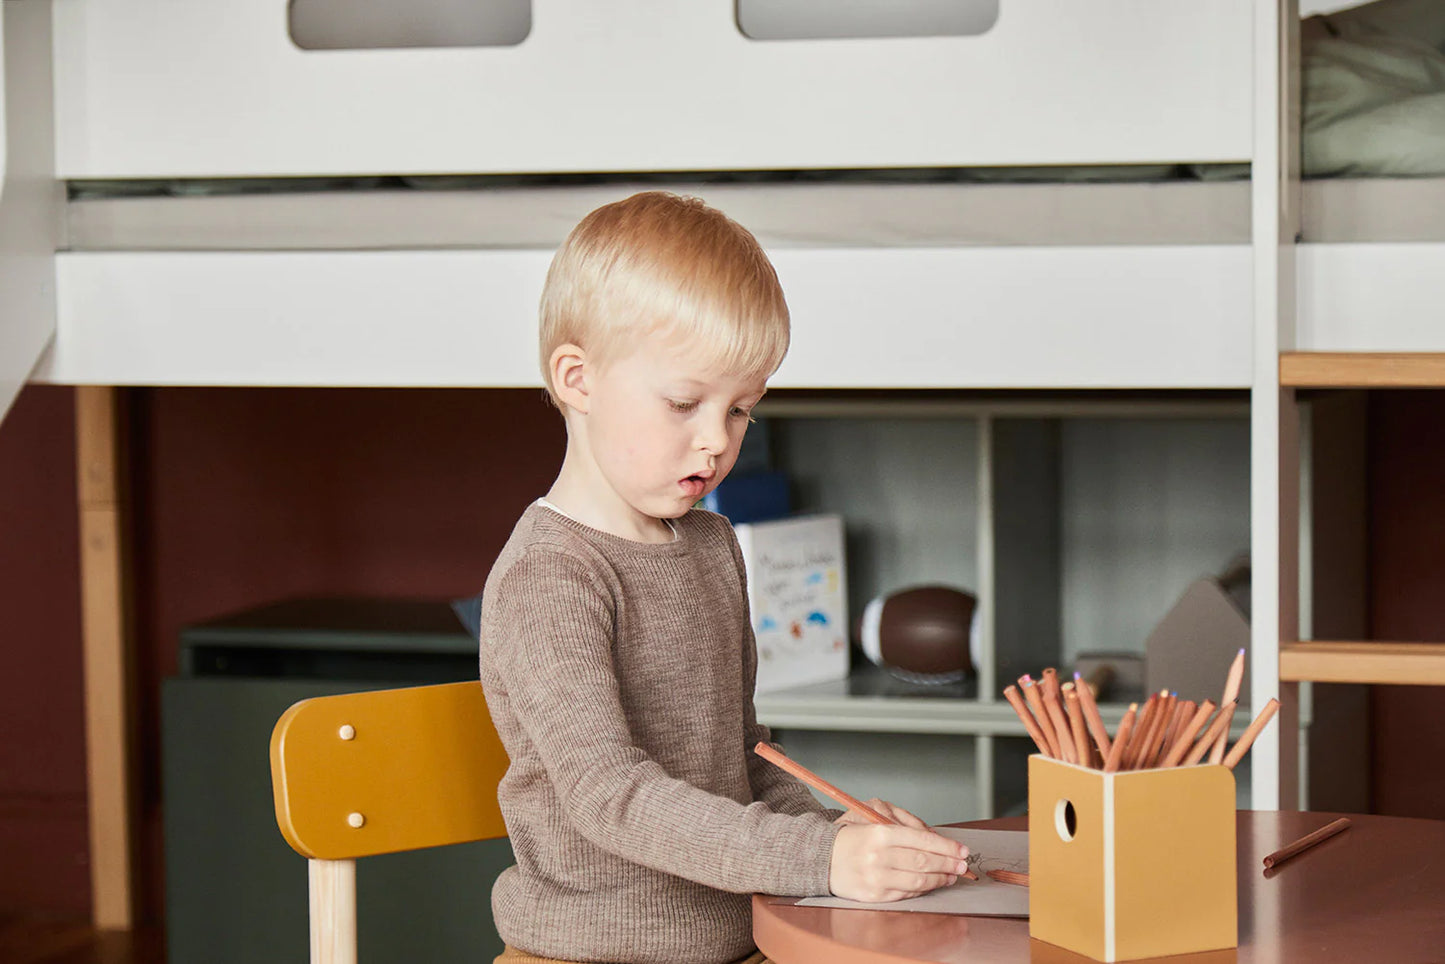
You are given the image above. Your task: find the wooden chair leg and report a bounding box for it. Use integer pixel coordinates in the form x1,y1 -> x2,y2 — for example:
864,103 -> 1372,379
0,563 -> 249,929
309,858 -> 357,964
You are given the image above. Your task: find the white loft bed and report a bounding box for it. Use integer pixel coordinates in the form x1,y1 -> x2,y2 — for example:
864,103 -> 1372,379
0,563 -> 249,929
23,0 -> 1445,392
28,0 -> 1262,391
3,0 -> 1444,827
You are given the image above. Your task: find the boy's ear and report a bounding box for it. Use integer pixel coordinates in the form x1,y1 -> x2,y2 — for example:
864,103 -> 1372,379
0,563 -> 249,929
549,344 -> 591,414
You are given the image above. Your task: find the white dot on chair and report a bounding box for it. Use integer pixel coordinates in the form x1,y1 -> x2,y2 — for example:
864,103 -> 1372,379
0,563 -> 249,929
348,812 -> 365,828
338,724 -> 356,740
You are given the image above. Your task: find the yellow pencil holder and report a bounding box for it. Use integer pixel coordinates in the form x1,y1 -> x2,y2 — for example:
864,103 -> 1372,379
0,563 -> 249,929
1028,756 -> 1237,962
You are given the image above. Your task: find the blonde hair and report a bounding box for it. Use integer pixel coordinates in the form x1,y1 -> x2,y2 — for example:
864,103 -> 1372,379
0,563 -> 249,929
539,191 -> 790,407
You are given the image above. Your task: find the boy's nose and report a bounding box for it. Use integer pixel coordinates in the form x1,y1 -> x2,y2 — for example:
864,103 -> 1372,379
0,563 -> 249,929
696,417 -> 729,456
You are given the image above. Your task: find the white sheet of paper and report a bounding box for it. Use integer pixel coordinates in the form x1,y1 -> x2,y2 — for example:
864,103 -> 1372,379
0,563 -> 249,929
796,827 -> 1030,918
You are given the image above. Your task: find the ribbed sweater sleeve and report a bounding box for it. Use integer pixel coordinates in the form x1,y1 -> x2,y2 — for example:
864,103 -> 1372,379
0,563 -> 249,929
478,507 -> 840,964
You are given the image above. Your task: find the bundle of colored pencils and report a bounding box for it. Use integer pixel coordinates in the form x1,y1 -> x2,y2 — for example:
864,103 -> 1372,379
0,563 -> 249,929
1003,650 -> 1280,772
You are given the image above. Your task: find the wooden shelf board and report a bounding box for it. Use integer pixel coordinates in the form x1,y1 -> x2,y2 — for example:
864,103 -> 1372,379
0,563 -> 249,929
1280,352 -> 1445,388
1279,641 -> 1445,685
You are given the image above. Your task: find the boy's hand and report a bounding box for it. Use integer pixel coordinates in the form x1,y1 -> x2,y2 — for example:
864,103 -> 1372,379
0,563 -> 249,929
835,797 -> 929,829
828,823 -> 970,902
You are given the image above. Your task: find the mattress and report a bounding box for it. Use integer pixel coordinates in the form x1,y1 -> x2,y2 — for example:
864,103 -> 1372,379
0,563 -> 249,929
62,175 -> 1445,252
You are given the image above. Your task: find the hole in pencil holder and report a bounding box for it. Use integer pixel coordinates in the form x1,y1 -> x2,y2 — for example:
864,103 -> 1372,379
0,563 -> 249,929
1054,798 -> 1077,841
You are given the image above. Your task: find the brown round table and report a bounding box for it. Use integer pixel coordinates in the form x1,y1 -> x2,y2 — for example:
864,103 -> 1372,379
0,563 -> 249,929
754,811 -> 1445,964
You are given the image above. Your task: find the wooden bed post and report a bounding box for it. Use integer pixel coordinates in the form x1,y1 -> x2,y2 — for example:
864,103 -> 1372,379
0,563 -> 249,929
1250,0 -> 1302,811
75,385 -> 138,928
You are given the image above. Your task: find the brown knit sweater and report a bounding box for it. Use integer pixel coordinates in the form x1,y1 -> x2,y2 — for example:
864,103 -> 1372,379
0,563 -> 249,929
478,504 -> 840,964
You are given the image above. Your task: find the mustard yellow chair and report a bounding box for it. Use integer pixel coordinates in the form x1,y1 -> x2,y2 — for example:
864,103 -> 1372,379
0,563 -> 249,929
270,681 -> 509,964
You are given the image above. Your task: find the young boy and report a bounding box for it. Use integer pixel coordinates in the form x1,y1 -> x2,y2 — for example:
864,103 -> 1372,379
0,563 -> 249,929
478,192 -> 969,964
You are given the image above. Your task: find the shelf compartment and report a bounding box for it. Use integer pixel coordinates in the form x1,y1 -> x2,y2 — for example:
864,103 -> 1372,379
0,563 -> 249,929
1281,352 -> 1445,388
755,668 -> 1250,738
1279,641 -> 1445,686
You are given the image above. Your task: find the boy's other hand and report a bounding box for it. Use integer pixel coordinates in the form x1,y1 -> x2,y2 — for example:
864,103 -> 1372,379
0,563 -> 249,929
835,797 -> 928,829
828,823 -> 970,902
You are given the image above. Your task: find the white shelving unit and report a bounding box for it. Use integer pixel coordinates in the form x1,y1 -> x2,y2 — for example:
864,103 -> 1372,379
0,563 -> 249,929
749,394 -> 1253,821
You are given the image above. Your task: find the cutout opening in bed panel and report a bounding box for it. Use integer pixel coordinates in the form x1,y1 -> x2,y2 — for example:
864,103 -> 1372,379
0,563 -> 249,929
288,0 -> 531,51
737,0 -> 999,41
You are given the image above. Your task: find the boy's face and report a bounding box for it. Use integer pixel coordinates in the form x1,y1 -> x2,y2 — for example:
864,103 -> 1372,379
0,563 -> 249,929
581,335 -> 767,527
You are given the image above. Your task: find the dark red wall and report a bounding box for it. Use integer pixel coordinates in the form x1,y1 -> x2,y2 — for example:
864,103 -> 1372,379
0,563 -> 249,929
3,383 -> 1443,923
0,385 -> 88,917
1368,390 -> 1445,819
126,387 -> 565,920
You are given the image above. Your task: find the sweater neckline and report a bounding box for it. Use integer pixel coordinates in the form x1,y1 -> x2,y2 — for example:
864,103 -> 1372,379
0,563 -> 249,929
531,500 -> 693,554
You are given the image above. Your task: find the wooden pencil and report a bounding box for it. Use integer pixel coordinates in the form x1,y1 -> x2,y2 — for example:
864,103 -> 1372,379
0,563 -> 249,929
1262,817 -> 1350,869
1223,697 -> 1281,770
1208,700 -> 1239,765
1103,703 -> 1137,773
753,743 -> 892,825
1041,667 -> 1061,704
1072,670 -> 1112,759
1158,695 -> 1190,766
1154,698 -> 1192,768
1037,669 -> 1072,757
1124,694 -> 1159,769
1004,684 -> 1053,757
1210,648 -> 1247,762
1184,700 -> 1236,766
1161,699 -> 1216,768
1043,687 -> 1078,764
1143,692 -> 1177,768
1063,684 -> 1091,766
1021,677 -> 1062,758
986,869 -> 1030,887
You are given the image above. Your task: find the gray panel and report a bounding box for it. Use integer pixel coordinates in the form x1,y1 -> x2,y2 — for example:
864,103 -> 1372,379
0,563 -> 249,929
774,417 -> 979,626
1058,418 -> 1251,663
163,677 -> 511,964
991,419 -> 1063,688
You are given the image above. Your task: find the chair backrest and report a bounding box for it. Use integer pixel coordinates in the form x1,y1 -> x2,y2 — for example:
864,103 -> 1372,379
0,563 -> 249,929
270,680 -> 509,860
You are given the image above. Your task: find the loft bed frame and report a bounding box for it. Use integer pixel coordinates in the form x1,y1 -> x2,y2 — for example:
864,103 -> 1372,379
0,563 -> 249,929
5,0 -> 1445,929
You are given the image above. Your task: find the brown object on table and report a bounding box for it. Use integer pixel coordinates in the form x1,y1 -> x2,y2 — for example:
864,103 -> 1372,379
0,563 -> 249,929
753,742 -> 891,825
1263,817 -> 1352,870
755,811 -> 1445,964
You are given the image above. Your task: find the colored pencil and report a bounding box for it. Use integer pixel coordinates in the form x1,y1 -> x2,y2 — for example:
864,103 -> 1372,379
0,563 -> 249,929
1223,698 -> 1281,770
1021,676 -> 1062,758
1043,688 -> 1079,764
1208,700 -> 1239,765
1262,817 -> 1350,869
1161,699 -> 1216,768
1004,684 -> 1053,757
1072,670 -> 1112,759
1184,701 -> 1236,766
1210,648 -> 1247,761
1103,703 -> 1138,773
1063,684 -> 1091,766
753,742 -> 891,825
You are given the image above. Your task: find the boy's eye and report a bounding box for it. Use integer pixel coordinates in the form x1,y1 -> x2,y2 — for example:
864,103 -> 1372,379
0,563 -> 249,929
667,399 -> 698,413
729,406 -> 756,423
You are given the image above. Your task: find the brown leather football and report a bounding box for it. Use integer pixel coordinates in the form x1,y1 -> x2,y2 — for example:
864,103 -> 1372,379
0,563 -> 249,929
860,585 -> 977,683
